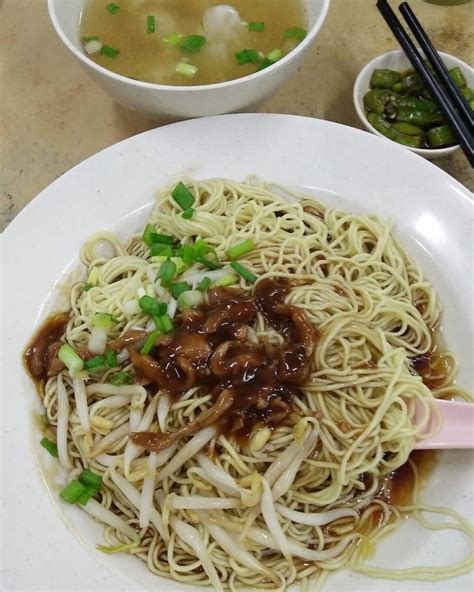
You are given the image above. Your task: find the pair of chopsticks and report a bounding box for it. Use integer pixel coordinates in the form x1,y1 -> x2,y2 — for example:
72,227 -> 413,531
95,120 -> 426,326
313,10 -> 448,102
376,0 -> 474,166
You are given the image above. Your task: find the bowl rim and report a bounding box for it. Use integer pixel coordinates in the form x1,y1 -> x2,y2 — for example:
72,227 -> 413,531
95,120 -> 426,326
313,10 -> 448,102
352,48 -> 474,156
47,0 -> 331,92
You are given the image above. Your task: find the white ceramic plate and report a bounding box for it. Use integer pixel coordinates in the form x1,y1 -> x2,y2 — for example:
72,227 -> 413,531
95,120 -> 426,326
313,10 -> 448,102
2,114 -> 473,592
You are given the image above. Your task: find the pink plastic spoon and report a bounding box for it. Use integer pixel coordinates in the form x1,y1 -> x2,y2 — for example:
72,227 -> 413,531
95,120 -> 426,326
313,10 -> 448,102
414,399 -> 474,450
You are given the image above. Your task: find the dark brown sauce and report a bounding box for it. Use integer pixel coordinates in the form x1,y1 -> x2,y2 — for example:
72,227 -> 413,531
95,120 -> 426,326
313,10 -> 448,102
378,450 -> 439,506
131,279 -> 317,451
359,450 -> 439,534
411,346 -> 454,391
24,313 -> 70,384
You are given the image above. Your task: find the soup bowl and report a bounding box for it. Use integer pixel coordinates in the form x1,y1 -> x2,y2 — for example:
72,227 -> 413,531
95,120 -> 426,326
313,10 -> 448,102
48,0 -> 330,120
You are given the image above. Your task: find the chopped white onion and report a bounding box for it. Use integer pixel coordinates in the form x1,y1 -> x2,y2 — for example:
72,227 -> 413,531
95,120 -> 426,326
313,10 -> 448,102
123,300 -> 140,317
87,327 -> 108,355
167,297 -> 178,319
183,266 -> 232,288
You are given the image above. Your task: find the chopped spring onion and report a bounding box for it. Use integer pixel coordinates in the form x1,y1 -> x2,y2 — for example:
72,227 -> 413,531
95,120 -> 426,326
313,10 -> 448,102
177,290 -> 204,311
176,61 -> 198,77
172,182 -> 195,210
164,32 -> 184,46
139,295 -> 167,317
180,34 -> 207,52
212,273 -> 238,287
157,259 -> 177,287
257,57 -> 274,71
146,15 -> 155,34
226,239 -> 255,260
79,469 -> 102,491
110,371 -> 134,385
100,45 -> 120,58
105,349 -> 117,368
248,21 -> 264,32
197,276 -> 212,291
92,312 -> 118,330
170,256 -> 188,274
142,224 -> 157,246
230,261 -> 257,283
106,3 -> 120,14
143,226 -> 174,246
140,330 -> 162,355
170,281 -> 192,299
284,26 -> 307,40
150,243 -> 174,257
195,239 -> 221,270
78,487 -> 98,506
154,314 -> 174,334
153,233 -> 174,245
40,437 -> 58,457
84,283 -> 94,291
84,355 -> 108,372
235,48 -> 261,65
182,208 -> 195,219
84,349 -> 117,372
58,344 -> 84,374
60,479 -> 86,504
267,48 -> 283,63
178,245 -> 196,265
196,276 -> 211,292
82,35 -> 100,42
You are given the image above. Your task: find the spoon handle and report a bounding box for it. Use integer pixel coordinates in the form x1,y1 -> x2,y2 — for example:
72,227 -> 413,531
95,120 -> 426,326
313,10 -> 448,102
414,399 -> 474,450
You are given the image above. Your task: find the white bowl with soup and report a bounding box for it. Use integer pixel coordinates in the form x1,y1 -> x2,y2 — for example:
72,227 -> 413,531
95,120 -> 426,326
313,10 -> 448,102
48,0 -> 330,120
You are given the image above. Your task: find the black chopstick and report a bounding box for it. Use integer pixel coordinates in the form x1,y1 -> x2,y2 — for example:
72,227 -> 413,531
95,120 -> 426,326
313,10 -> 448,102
376,0 -> 474,166
399,2 -> 474,129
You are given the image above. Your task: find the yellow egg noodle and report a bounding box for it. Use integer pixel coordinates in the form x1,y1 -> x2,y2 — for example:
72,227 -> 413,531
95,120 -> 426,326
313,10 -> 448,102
40,178 -> 473,590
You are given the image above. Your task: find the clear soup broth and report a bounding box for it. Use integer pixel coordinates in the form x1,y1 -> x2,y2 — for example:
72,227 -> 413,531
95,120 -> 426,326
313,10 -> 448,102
80,0 -> 307,86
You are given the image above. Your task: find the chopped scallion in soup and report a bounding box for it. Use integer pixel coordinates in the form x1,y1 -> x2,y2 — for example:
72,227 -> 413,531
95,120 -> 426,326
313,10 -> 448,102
80,0 -> 307,85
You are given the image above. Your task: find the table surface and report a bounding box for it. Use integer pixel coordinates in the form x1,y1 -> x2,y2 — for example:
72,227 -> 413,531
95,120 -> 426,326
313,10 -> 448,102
1,0 -> 473,232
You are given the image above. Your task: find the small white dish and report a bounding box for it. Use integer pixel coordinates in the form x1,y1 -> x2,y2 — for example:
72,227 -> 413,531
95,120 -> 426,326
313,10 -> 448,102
47,0 -> 330,120
353,49 -> 474,159
2,114 -> 473,592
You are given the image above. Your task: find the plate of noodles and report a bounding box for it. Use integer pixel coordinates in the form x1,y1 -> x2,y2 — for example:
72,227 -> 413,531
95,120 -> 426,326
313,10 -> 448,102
2,114 -> 473,592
